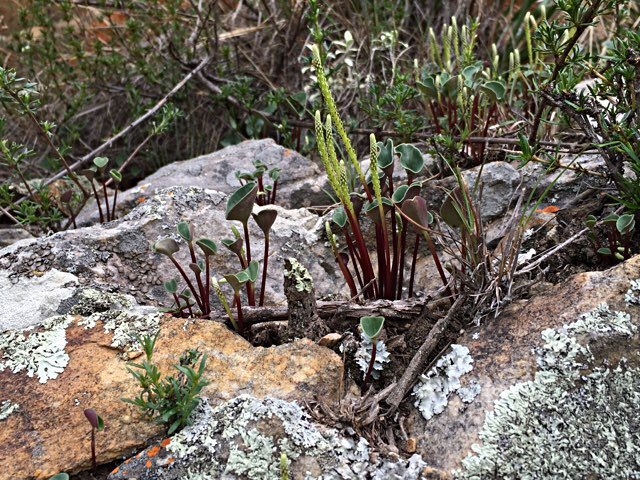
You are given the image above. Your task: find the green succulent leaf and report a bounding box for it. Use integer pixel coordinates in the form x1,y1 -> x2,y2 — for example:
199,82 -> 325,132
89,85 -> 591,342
480,80 -> 506,101
402,196 -> 433,230
391,182 -> 422,205
176,222 -> 193,242
196,238 -> 217,256
164,279 -> 178,294
269,167 -> 281,181
246,260 -> 259,282
252,207 -> 278,234
364,197 -> 393,223
597,247 -> 612,256
226,182 -> 258,223
109,169 -> 122,183
93,156 -> 109,170
616,213 -> 635,234
376,138 -> 395,173
222,237 -> 244,256
440,188 -> 466,228
360,315 -> 385,340
442,75 -> 458,98
332,206 -> 348,229
154,238 -> 179,257
49,474 -> 70,480
417,77 -> 437,99
395,144 -> 424,175
585,214 -> 597,229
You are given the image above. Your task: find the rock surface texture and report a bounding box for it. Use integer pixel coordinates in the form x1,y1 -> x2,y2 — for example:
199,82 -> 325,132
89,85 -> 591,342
108,395 -> 435,480
78,139 -> 330,224
0,186 -> 345,313
0,289 -> 342,480
407,255 -> 640,477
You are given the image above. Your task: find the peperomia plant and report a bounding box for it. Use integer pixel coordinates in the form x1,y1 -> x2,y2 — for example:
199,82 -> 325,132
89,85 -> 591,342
80,156 -> 123,223
586,212 -> 636,262
360,315 -> 385,390
312,44 -> 452,301
154,222 -> 217,318
83,408 -> 105,473
235,159 -> 281,206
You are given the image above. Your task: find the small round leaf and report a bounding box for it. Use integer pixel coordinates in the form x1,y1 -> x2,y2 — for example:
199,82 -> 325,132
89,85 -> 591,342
360,316 -> 385,340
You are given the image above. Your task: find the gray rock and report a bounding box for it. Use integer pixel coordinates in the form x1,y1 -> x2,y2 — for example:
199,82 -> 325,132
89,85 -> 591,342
424,161 -> 521,222
108,395 -> 431,480
0,186 -> 346,330
0,227 -> 34,248
406,255 -> 640,477
78,139 -> 331,225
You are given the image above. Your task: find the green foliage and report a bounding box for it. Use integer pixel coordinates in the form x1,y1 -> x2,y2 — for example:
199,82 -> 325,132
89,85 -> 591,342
122,333 -> 209,435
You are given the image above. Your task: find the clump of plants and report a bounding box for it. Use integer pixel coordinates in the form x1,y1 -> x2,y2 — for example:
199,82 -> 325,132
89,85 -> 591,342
154,178 -> 279,333
122,333 -> 208,435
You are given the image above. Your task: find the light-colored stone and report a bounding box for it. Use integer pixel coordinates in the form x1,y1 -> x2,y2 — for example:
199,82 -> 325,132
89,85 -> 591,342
0,186 -> 348,315
0,290 -> 342,480
407,255 -> 640,475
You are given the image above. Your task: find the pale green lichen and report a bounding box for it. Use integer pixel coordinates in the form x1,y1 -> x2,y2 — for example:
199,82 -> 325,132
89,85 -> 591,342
0,289 -> 162,383
457,300 -> 640,479
153,395 -> 428,480
284,258 -> 314,293
0,400 -> 19,420
625,279 -> 640,305
74,289 -> 162,350
0,315 -> 72,383
413,344 -> 477,420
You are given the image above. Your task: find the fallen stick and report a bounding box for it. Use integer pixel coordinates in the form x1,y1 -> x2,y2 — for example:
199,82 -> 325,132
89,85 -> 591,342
384,294 -> 467,414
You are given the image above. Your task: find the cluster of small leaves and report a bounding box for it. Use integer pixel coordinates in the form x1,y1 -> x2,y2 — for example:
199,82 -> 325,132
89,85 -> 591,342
586,212 -> 636,262
235,159 -> 281,206
123,333 -> 208,435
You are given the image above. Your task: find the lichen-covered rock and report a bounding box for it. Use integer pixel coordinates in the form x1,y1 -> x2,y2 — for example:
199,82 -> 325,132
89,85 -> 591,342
0,186 -> 346,321
0,289 -> 343,480
108,395 -> 433,480
407,254 -> 640,475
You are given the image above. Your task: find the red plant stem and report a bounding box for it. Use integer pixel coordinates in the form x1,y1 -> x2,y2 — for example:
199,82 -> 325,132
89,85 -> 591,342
344,231 -> 365,289
422,231 -> 454,304
396,224 -> 409,299
271,180 -> 278,205
91,182 -> 104,223
172,293 -> 183,316
204,258 -> 211,315
408,232 -> 420,297
111,187 -> 119,221
242,222 -> 255,306
362,340 -> 378,391
389,191 -> 399,299
259,233 -> 269,307
102,182 -> 111,221
91,429 -> 96,473
187,241 -> 207,311
257,176 -> 264,206
169,256 -> 204,312
334,249 -> 358,299
243,222 -> 252,264
345,208 -> 377,299
374,224 -> 387,298
235,292 -> 245,335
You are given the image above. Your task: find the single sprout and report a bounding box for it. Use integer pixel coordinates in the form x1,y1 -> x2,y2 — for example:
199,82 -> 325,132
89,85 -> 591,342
360,316 -> 385,390
83,408 -> 104,473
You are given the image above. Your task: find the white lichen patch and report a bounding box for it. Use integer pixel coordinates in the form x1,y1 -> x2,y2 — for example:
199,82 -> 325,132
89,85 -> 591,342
73,289 -> 162,350
0,268 -> 78,331
355,332 -> 390,381
0,288 -> 162,383
413,344 -> 475,420
457,381 -> 481,404
153,395 -> 429,480
625,279 -> 640,305
0,315 -> 72,383
457,303 -> 640,479
0,400 -> 19,420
